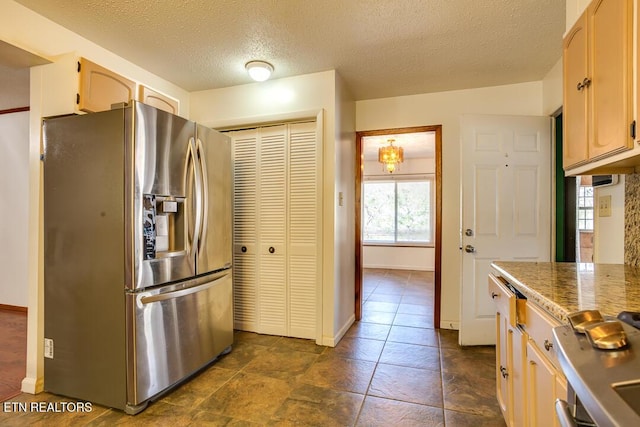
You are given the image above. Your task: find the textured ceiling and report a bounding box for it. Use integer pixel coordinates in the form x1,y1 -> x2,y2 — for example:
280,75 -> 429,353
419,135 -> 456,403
14,0 -> 565,100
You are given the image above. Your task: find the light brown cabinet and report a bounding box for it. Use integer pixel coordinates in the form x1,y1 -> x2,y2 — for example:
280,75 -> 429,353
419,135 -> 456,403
563,0 -> 634,171
77,58 -> 136,113
138,85 -> 179,115
489,274 -> 527,427
489,274 -> 567,427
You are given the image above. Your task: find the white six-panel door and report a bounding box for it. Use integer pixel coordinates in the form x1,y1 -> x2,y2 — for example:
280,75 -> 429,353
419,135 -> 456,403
230,122 -> 319,340
460,115 -> 551,345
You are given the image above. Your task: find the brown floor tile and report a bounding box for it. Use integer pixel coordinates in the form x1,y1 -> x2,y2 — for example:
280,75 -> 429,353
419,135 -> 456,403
441,370 -> 503,418
379,341 -> 440,370
440,346 -> 496,380
214,341 -> 269,371
270,383 -> 364,426
300,356 -> 376,394
161,366 -> 237,408
365,293 -> 402,303
368,363 -> 443,407
362,301 -> 399,313
242,347 -> 319,380
438,329 -> 460,349
322,337 -> 385,362
343,322 -> 391,341
356,396 -> 444,427
361,311 -> 395,325
444,408 -> 507,426
199,372 -> 292,424
393,313 -> 434,328
396,303 -> 431,316
275,337 -> 325,354
387,325 -> 439,347
233,331 -> 282,347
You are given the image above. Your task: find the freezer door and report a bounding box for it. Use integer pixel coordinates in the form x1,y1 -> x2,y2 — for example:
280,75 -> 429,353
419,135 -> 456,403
127,270 -> 233,406
131,102 -> 197,290
195,125 -> 232,274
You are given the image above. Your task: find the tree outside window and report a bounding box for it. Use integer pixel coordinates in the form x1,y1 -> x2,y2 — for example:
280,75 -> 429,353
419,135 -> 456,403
363,179 -> 433,244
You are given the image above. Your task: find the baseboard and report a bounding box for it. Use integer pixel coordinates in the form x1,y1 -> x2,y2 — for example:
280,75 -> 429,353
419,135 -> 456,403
0,304 -> 27,313
440,321 -> 460,330
320,314 -> 355,347
363,264 -> 434,271
21,376 -> 43,394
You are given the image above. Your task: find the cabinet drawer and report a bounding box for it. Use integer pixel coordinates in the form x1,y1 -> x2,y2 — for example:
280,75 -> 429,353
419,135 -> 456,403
525,301 -> 562,369
489,273 -> 518,328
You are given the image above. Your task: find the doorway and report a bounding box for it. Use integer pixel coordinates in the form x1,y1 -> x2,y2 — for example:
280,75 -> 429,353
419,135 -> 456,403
355,126 -> 442,329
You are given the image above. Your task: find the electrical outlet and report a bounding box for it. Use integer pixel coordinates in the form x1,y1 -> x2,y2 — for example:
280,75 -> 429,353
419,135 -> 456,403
598,195 -> 612,217
44,338 -> 54,359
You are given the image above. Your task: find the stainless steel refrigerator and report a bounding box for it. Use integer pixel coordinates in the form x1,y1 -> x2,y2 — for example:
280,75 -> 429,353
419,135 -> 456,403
43,101 -> 233,414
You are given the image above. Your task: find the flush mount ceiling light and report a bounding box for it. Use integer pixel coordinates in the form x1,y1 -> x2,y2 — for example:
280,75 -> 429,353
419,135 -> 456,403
378,138 -> 404,173
245,60 -> 274,82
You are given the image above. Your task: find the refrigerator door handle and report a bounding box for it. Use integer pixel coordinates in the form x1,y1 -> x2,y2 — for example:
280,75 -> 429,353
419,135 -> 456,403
196,138 -> 208,254
187,137 -> 203,258
140,271 -> 230,304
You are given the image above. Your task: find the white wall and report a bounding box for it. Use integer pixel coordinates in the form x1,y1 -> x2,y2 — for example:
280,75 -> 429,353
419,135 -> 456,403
191,69 -> 357,346
363,157 -> 435,271
356,81 -> 544,329
594,177 -> 626,263
1,0 -> 192,394
542,58 -> 563,116
0,111 -> 29,307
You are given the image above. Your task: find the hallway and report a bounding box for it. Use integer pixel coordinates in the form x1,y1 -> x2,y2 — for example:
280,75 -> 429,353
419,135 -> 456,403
1,269 -> 503,425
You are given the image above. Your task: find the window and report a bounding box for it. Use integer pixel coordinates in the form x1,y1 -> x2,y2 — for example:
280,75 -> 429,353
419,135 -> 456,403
577,185 -> 593,230
363,179 -> 434,245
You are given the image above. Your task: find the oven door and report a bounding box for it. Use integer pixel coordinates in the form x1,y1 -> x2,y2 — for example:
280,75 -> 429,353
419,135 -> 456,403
555,384 -> 597,427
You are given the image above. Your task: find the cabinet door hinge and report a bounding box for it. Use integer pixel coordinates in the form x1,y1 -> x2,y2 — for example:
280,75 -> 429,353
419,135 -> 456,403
76,93 -> 80,105
631,120 -> 636,139
77,61 -> 81,73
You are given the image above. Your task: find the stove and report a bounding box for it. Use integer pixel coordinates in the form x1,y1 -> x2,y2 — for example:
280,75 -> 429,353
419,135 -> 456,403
553,312 -> 640,426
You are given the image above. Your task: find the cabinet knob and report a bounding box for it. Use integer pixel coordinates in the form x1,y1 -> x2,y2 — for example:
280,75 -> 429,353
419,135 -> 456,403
544,339 -> 553,351
576,77 -> 592,91
491,292 -> 499,299
269,246 -> 275,254
241,246 -> 247,253
499,365 -> 509,379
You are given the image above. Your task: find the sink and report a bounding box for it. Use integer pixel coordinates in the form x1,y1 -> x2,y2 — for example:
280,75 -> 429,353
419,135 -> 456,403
612,381 -> 640,416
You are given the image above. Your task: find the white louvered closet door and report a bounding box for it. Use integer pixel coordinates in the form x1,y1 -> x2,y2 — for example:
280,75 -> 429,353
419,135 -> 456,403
288,122 -> 319,339
257,125 -> 288,335
230,129 -> 258,331
230,121 -> 319,340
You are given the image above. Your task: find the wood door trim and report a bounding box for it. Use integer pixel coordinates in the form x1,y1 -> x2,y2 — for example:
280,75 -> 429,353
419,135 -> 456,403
355,125 -> 442,328
0,106 -> 29,115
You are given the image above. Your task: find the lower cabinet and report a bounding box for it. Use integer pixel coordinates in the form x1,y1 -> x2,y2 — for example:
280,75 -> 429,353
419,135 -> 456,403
489,274 -> 567,427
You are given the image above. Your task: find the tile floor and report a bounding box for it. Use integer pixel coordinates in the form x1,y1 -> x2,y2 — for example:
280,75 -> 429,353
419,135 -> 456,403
0,269 -> 505,426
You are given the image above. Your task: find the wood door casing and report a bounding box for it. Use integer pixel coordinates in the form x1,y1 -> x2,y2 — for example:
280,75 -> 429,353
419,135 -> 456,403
354,125 -> 442,328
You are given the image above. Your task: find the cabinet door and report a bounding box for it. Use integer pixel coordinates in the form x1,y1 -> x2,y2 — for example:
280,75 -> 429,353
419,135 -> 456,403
78,58 -> 135,113
258,125 -> 288,335
138,85 -> 179,115
495,311 -> 510,423
288,122 -> 319,339
588,0 -> 634,160
563,13 -> 589,169
526,341 -> 566,427
231,129 -> 259,331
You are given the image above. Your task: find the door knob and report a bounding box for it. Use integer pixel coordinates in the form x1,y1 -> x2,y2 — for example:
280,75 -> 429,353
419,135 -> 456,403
465,229 -> 473,236
464,245 -> 476,253
241,246 -> 247,253
268,246 -> 275,254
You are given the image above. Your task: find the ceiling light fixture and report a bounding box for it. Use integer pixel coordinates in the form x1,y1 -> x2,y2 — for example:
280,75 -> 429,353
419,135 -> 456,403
378,138 -> 404,173
245,60 -> 274,82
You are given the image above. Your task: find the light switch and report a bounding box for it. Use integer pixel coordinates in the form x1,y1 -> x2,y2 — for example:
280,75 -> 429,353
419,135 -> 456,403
598,195 -> 612,217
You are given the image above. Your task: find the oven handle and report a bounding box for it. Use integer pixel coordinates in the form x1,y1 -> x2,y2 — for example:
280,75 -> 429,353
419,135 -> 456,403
555,399 -> 578,427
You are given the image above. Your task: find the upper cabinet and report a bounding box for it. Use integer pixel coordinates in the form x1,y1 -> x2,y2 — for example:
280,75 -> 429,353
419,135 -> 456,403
138,85 -> 179,115
78,58 -> 136,113
563,0 -> 634,172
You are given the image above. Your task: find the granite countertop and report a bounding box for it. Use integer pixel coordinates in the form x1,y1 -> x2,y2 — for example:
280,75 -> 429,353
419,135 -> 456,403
491,261 -> 640,323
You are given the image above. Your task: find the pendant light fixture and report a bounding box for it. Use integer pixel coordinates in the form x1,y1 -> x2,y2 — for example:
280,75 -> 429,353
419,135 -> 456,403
378,138 -> 404,173
245,60 -> 274,82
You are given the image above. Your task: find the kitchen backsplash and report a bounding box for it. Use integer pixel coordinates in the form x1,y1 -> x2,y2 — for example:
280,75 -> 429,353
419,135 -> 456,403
625,173 -> 640,266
